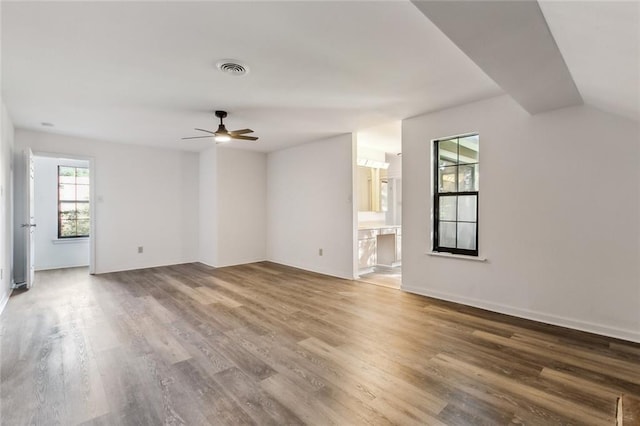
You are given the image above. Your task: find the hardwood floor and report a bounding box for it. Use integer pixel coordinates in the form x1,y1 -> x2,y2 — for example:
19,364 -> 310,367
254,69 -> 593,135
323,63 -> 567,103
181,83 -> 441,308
619,394 -> 640,425
1,262 -> 639,425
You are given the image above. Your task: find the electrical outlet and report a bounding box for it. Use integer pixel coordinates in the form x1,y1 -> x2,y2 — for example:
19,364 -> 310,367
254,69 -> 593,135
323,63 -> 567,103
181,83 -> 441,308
1,269 -> 3,280
138,246 -> 144,254
318,248 -> 323,256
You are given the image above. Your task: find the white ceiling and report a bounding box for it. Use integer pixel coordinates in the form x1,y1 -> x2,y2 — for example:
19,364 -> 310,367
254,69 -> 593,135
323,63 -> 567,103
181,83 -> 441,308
2,1 -> 637,154
357,121 -> 402,155
1,1 -> 501,152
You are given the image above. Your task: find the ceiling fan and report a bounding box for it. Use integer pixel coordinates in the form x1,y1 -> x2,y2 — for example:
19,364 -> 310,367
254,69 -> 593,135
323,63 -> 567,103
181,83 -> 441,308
182,110 -> 258,143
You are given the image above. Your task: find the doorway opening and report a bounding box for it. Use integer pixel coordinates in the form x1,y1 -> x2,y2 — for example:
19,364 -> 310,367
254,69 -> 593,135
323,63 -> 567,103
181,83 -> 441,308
14,151 -> 94,289
35,155 -> 91,273
354,121 -> 402,289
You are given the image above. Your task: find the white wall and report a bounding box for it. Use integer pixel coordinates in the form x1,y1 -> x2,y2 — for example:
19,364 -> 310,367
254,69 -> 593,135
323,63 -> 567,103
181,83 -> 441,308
267,134 -> 356,279
198,146 -> 217,266
0,104 -> 15,314
386,152 -> 402,179
198,146 -> 267,268
216,147 -> 267,267
402,95 -> 640,342
33,156 -> 90,270
15,130 -> 199,274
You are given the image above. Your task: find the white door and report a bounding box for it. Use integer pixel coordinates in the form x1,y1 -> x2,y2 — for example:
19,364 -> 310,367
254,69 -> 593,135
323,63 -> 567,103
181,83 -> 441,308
23,148 -> 36,288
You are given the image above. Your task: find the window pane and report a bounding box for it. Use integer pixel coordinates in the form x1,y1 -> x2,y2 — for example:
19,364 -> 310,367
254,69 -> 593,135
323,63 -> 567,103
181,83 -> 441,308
457,195 -> 477,222
458,135 -> 479,164
439,222 -> 457,248
458,164 -> 478,191
76,167 -> 89,183
59,184 -> 76,200
77,203 -> 90,219
438,139 -> 458,166
76,185 -> 90,201
60,220 -> 77,237
434,134 -> 479,255
439,196 -> 456,221
58,167 -> 90,238
59,166 -> 75,176
77,220 -> 90,236
438,166 -> 457,192
457,223 -> 477,250
59,170 -> 75,184
60,202 -> 77,220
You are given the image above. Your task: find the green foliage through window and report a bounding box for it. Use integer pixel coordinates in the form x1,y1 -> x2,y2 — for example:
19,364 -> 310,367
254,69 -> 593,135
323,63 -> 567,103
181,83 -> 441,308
58,166 -> 90,238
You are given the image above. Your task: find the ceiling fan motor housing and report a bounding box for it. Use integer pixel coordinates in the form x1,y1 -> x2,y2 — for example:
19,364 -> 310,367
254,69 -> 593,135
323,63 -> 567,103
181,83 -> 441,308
182,110 -> 258,142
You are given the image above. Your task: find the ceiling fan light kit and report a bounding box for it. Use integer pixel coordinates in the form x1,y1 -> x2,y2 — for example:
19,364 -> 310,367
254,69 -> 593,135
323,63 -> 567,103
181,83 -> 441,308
182,110 -> 258,143
214,133 -> 231,143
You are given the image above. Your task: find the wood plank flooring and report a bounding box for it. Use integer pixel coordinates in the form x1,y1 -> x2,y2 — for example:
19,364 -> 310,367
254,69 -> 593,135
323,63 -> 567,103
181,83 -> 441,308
619,394 -> 640,425
1,262 -> 639,425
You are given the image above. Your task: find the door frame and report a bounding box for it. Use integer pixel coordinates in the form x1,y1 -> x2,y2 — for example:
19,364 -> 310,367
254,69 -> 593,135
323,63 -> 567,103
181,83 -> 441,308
32,151 -> 96,275
26,148 -> 35,287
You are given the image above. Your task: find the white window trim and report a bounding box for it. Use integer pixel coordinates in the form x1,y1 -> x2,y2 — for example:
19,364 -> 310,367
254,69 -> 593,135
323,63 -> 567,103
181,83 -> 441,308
52,237 -> 90,245
426,251 -> 487,262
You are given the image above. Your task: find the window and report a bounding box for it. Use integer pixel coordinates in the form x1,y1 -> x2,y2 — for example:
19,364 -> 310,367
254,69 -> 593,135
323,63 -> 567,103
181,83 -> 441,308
433,134 -> 479,256
58,166 -> 90,238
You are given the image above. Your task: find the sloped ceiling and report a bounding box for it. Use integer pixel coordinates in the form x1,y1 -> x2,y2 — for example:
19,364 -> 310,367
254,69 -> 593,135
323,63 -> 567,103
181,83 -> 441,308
539,0 -> 640,121
412,0 -> 639,121
412,0 -> 584,115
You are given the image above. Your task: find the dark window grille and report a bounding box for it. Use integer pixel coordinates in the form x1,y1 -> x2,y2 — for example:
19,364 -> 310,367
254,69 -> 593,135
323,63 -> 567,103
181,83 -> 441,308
433,135 -> 479,256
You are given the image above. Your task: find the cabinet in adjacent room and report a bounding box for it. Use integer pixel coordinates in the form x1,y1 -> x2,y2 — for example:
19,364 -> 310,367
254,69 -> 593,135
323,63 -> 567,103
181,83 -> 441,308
358,229 -> 378,271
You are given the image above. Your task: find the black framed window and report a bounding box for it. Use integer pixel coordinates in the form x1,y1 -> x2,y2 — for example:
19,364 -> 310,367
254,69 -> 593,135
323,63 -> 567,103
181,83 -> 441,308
58,166 -> 90,238
433,134 -> 479,256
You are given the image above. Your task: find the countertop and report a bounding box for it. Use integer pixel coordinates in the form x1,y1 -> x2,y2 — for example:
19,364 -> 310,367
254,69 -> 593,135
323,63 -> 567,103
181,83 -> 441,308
358,224 -> 401,231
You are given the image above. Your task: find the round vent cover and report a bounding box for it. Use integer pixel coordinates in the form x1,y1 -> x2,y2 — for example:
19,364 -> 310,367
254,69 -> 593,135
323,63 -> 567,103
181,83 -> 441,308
216,59 -> 249,76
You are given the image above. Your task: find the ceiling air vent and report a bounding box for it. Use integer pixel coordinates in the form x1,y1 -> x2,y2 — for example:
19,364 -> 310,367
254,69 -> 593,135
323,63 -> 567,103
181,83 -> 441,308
216,59 -> 249,76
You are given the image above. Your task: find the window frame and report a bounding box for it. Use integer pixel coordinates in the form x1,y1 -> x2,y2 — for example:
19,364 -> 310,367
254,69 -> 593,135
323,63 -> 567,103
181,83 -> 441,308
433,134 -> 479,256
57,165 -> 90,239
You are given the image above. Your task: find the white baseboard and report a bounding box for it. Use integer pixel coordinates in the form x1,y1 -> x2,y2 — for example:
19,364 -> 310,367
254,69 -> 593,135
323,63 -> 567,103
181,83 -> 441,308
402,284 -> 640,344
268,259 -> 354,281
95,260 -> 198,275
214,258 -> 268,268
35,263 -> 89,271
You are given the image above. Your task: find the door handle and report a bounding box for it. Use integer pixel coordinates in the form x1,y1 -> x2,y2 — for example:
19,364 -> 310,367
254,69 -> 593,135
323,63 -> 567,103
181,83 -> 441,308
21,224 -> 37,227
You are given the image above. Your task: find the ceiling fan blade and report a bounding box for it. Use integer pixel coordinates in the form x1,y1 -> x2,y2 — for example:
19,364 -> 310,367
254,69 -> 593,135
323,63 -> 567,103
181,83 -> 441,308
195,128 -> 216,135
231,135 -> 259,141
229,128 -> 254,135
182,135 -> 214,140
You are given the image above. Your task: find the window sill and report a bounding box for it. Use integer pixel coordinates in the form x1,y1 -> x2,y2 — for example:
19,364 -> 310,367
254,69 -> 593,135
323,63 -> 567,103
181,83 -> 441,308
52,238 -> 90,245
426,251 -> 487,262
